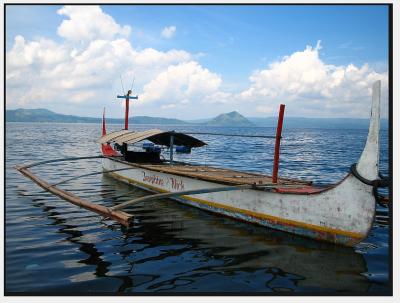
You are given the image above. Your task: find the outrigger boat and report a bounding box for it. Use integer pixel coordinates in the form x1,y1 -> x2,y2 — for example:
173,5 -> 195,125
16,81 -> 388,246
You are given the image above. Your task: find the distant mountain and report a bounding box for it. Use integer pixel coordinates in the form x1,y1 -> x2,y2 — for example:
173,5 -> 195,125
206,111 -> 253,127
6,108 -> 188,125
5,108 -> 100,123
6,108 -> 388,130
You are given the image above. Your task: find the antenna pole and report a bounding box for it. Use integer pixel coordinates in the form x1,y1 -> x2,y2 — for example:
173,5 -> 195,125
120,75 -> 125,94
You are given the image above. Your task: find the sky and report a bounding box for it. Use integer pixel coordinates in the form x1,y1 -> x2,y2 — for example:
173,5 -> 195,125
5,4 -> 389,119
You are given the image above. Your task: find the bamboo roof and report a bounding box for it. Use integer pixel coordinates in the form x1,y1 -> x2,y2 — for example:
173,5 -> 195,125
97,130 -> 132,144
98,129 -> 207,148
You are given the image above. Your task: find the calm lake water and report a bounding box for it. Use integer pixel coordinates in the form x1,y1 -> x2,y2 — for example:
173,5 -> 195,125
5,122 -> 390,294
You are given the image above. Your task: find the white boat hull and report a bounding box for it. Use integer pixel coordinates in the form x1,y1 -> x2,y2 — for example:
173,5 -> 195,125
102,157 -> 375,246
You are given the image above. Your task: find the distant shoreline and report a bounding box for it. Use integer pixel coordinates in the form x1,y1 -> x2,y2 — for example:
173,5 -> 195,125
5,108 -> 388,130
5,121 -> 389,131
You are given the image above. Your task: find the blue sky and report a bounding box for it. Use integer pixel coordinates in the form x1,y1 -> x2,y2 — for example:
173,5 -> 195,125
6,4 -> 389,119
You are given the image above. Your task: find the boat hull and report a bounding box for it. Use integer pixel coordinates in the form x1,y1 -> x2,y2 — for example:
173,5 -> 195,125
103,158 -> 375,246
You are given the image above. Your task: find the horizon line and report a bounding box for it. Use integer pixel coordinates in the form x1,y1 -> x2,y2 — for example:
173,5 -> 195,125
6,107 -> 388,121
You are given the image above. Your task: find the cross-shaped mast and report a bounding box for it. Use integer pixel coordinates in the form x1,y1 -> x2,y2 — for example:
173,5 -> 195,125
117,89 -> 138,130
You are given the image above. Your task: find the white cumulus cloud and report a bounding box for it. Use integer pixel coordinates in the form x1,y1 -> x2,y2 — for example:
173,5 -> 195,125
5,6 -> 218,116
57,5 -> 131,42
239,41 -> 388,117
161,26 -> 176,39
140,61 -> 222,105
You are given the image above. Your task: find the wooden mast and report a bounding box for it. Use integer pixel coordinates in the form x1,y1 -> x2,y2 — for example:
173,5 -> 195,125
124,90 -> 130,130
272,104 -> 285,183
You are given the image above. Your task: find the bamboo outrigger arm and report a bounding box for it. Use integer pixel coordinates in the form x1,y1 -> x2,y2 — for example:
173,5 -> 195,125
109,182 -> 308,211
15,165 -> 133,227
14,155 -> 265,227
15,155 -> 135,227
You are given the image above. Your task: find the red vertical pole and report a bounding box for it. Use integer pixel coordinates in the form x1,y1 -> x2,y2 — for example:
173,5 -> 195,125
272,104 -> 285,183
124,98 -> 129,130
102,107 -> 106,136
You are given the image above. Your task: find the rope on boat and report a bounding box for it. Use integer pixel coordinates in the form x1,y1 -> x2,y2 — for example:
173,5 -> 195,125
184,132 -> 276,139
350,163 -> 389,207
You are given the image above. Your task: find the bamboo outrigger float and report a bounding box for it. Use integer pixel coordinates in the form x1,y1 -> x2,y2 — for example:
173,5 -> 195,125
16,81 -> 388,246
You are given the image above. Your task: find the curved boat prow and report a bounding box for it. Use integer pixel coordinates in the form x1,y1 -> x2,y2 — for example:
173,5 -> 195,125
356,80 -> 381,180
101,108 -> 121,157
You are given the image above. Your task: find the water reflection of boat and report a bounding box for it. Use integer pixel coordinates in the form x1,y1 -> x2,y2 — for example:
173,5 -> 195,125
134,200 -> 369,292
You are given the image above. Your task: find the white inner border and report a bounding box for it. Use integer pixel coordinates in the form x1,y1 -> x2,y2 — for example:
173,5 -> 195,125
1,0 -> 398,302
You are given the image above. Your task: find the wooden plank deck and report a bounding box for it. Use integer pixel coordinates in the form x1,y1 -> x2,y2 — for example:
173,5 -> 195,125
141,163 -> 312,186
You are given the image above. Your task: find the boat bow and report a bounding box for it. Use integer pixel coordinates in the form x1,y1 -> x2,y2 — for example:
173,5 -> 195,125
356,80 -> 381,180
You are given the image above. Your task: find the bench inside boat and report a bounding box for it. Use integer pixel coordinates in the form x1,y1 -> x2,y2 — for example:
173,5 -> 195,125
109,156 -> 324,194
141,163 -> 312,186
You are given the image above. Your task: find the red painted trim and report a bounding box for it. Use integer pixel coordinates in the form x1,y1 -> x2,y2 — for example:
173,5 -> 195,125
101,144 -> 120,156
272,104 -> 285,183
101,108 -> 119,156
274,186 -> 324,194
